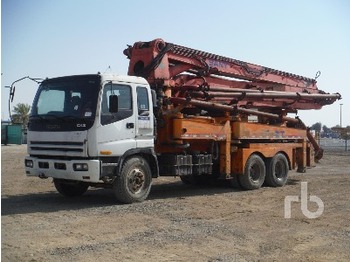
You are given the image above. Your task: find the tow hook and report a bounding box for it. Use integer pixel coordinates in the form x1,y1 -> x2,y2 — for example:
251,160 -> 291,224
38,173 -> 48,179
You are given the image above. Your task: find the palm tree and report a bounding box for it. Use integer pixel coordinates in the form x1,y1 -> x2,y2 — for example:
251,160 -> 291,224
12,103 -> 31,127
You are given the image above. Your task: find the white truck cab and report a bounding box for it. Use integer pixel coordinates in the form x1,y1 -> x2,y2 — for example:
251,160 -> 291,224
25,73 -> 158,203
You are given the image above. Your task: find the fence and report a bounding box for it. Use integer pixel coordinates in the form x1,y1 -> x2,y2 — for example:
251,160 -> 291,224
319,137 -> 348,152
1,124 -> 26,145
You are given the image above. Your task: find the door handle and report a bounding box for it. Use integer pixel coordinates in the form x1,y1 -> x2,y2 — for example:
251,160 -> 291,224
126,123 -> 134,129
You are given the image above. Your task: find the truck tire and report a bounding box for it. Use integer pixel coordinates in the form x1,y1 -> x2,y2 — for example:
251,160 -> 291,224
113,156 -> 152,204
53,179 -> 89,197
265,153 -> 289,187
238,154 -> 266,190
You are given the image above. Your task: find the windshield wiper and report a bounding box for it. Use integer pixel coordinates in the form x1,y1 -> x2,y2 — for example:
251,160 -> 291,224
61,115 -> 94,121
30,115 -> 45,121
31,114 -> 92,122
30,114 -> 66,122
59,115 -> 82,121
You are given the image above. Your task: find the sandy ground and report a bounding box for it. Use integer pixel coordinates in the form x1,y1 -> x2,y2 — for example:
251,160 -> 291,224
1,145 -> 350,261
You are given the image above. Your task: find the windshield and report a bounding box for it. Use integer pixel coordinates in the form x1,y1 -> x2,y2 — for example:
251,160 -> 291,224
29,75 -> 101,131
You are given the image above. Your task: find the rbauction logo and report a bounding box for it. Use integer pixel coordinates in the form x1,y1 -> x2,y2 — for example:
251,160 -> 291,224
284,182 -> 324,219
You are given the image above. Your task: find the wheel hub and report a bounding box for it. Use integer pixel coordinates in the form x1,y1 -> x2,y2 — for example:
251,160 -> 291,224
128,168 -> 145,193
250,164 -> 261,181
275,161 -> 285,179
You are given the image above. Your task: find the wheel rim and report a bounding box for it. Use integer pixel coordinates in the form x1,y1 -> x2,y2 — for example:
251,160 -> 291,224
249,163 -> 262,182
127,168 -> 145,194
275,160 -> 286,180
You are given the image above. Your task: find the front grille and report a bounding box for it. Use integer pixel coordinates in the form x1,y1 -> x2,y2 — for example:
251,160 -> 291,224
29,141 -> 85,156
30,141 -> 83,146
30,147 -> 83,152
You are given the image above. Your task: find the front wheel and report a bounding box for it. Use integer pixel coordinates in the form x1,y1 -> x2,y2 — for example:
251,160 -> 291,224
238,154 -> 266,190
113,156 -> 152,204
53,179 -> 89,197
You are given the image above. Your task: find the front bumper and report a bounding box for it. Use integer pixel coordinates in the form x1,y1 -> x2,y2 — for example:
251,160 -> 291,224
25,156 -> 101,183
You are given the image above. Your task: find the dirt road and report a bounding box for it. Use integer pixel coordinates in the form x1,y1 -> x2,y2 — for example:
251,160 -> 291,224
2,145 -> 350,261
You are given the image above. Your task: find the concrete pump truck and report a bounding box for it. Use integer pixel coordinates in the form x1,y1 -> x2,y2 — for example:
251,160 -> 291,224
25,39 -> 341,203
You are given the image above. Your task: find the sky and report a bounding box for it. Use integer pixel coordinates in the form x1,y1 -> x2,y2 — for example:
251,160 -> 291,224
1,0 -> 350,127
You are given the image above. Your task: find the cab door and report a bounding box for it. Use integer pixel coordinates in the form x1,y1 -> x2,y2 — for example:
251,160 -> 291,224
97,82 -> 136,156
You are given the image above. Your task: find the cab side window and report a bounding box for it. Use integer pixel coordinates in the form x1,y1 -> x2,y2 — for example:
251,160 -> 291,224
137,86 -> 149,115
101,84 -> 133,125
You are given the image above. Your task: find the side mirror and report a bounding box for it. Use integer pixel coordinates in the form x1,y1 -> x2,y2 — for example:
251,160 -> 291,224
109,95 -> 119,113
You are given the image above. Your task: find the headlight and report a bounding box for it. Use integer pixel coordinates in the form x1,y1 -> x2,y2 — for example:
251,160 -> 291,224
25,159 -> 33,168
73,163 -> 88,171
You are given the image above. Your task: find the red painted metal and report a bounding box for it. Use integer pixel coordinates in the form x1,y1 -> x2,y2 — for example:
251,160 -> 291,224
124,38 -> 341,112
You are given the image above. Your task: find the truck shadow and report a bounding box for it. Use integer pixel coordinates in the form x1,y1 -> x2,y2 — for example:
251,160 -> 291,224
1,180 -> 237,216
149,179 -> 236,200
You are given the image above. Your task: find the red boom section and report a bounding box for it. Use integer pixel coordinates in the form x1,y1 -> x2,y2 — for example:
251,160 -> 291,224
124,38 -> 340,111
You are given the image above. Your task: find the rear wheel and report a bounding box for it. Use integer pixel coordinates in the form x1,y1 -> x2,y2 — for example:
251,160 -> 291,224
53,179 -> 89,197
113,156 -> 152,204
238,154 -> 266,190
265,153 -> 289,187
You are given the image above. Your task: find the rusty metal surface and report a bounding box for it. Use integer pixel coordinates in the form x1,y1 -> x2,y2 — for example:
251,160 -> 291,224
124,38 -> 341,112
170,42 -> 317,88
124,38 -> 339,164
